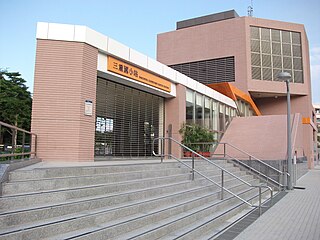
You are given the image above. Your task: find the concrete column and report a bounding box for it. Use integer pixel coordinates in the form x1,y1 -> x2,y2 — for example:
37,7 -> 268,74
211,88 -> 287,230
164,84 -> 186,158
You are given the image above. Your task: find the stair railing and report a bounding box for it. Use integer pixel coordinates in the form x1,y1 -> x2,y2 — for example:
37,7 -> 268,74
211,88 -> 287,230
214,142 -> 289,190
153,137 -> 273,215
0,121 -> 37,161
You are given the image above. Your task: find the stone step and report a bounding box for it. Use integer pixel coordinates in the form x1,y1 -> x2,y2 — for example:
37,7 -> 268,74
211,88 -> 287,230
53,181 -> 261,240
0,172 -> 251,230
2,165 -> 237,196
157,189 -> 272,240
1,179 -> 258,240
8,160 -> 230,181
0,158 -> 274,240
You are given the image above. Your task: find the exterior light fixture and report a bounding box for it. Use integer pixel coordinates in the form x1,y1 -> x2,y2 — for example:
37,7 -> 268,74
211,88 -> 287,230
277,71 -> 293,190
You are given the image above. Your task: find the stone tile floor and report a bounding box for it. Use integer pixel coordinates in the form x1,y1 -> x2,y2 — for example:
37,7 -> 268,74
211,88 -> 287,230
234,165 -> 320,240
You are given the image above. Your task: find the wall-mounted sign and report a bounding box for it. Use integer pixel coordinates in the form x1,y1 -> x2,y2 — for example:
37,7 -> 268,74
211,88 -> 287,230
107,56 -> 171,93
84,100 -> 93,116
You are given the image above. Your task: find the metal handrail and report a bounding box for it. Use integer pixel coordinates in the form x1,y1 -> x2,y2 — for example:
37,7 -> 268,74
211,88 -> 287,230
225,154 -> 285,190
0,121 -> 37,160
219,142 -> 286,175
215,142 -> 290,188
153,137 -> 274,214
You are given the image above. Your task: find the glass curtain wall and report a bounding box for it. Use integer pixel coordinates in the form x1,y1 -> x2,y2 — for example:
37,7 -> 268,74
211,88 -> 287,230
186,89 -> 194,125
219,104 -> 225,132
204,97 -> 211,129
236,99 -> 256,117
185,88 -> 236,139
195,93 -> 203,125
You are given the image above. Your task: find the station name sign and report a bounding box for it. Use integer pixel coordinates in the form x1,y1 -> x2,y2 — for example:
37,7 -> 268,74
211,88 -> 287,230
107,56 -> 171,93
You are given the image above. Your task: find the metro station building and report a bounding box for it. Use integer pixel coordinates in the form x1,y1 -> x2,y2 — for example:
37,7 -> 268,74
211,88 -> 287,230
31,11 -> 317,168
32,21 -> 237,162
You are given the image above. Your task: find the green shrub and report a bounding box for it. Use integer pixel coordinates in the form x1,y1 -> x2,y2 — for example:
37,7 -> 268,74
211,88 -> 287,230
179,123 -> 216,152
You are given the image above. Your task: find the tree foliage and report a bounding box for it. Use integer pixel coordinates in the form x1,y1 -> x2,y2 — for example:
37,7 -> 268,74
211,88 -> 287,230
0,69 -> 32,130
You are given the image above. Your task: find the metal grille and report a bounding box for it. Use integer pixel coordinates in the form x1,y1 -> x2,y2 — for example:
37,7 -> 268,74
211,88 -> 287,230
261,28 -> 270,41
292,32 -> 301,44
262,54 -> 271,67
273,68 -> 282,82
169,56 -> 235,84
294,70 -> 303,83
261,41 -> 271,54
262,68 -> 272,80
95,78 -> 164,158
251,53 -> 261,66
251,40 -> 260,52
252,66 -> 261,80
251,27 -> 260,39
250,26 -> 303,83
272,42 -> 281,55
293,58 -> 302,70
282,44 -> 292,56
283,56 -> 292,69
273,55 -> 282,68
271,29 -> 281,42
282,31 -> 291,43
293,45 -> 302,57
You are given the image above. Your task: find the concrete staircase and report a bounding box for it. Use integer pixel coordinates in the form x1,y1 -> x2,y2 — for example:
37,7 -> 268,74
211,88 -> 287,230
0,160 -> 272,240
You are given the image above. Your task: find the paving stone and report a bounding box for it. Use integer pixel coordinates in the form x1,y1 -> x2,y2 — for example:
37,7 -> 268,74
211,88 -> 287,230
234,165 -> 320,240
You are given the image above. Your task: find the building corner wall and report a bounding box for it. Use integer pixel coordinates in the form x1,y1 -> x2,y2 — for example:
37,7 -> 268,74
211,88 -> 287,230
31,39 -> 98,161
165,84 -> 186,158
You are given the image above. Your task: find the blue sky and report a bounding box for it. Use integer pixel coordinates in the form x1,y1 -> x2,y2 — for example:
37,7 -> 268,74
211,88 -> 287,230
0,0 -> 319,103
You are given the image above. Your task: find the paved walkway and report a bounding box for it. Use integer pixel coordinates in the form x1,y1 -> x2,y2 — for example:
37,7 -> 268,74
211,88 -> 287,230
17,158 -> 178,170
234,165 -> 320,240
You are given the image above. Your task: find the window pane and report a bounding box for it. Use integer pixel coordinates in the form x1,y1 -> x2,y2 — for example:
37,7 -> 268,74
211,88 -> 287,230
212,101 -> 218,131
219,104 -> 225,132
204,97 -> 211,129
186,89 -> 194,124
195,93 -> 203,125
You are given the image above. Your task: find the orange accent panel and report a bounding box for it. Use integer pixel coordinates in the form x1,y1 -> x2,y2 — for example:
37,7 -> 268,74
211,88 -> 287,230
107,56 -> 171,92
207,83 -> 237,101
207,82 -> 261,116
302,117 -> 311,124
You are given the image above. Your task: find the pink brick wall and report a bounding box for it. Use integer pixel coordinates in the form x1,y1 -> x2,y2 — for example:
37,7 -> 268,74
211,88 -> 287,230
157,16 -> 315,168
164,84 -> 187,158
157,17 -> 249,92
215,114 -> 304,161
32,40 -> 98,161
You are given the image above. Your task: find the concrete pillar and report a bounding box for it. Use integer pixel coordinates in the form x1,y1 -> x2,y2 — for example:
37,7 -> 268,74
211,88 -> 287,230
164,84 -> 186,159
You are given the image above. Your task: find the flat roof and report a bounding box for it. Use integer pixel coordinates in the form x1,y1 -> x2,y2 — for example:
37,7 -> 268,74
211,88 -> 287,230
176,10 -> 239,30
36,22 -> 237,108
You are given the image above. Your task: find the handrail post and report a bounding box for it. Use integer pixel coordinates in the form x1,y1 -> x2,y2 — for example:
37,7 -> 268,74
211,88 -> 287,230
221,170 -> 224,200
192,152 -> 195,181
223,143 -> 226,158
160,138 -> 164,163
22,132 -> 25,154
11,129 -> 16,161
259,186 -> 262,216
34,134 -> 38,159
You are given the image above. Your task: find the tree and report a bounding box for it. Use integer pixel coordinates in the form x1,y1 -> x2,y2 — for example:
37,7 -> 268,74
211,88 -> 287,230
0,69 -> 32,145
